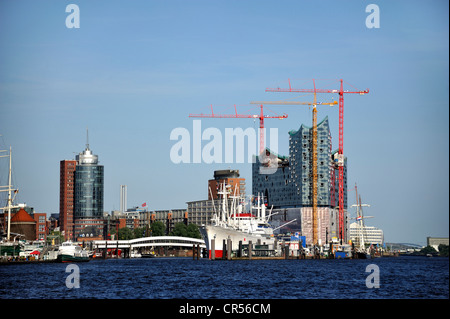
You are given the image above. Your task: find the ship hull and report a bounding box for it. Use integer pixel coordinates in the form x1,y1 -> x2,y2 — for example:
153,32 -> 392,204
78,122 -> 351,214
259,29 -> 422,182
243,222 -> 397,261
57,254 -> 90,263
200,225 -> 275,259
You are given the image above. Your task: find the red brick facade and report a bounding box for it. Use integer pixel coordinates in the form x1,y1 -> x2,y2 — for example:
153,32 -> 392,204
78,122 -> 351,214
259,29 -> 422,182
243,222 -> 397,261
208,177 -> 245,200
60,160 -> 76,240
33,212 -> 47,241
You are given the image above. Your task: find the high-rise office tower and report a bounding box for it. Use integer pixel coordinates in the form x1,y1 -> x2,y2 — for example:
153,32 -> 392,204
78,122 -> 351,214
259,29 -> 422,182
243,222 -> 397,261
60,131 -> 105,241
73,140 -> 104,239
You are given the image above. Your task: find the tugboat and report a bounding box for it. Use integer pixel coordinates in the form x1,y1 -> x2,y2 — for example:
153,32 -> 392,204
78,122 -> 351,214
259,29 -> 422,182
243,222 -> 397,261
57,241 -> 90,262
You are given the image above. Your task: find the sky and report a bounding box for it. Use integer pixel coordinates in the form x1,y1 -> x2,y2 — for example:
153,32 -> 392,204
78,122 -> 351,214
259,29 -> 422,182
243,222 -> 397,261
0,0 -> 448,245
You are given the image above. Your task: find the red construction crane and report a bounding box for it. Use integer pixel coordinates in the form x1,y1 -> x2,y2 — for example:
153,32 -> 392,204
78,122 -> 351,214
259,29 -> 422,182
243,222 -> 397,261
250,88 -> 337,245
265,78 -> 369,243
189,104 -> 287,156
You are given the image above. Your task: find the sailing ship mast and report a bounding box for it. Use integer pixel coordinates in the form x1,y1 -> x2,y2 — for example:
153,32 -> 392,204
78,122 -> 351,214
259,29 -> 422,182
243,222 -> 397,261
351,184 -> 372,251
0,146 -> 19,241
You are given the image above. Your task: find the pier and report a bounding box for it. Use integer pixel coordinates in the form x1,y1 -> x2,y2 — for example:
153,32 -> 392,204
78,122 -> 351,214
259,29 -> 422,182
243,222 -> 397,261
207,238 -> 335,261
93,236 -> 206,258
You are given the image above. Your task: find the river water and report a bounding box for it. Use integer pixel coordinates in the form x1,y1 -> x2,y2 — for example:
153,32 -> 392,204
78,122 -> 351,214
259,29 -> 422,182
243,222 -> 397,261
1,256 -> 448,300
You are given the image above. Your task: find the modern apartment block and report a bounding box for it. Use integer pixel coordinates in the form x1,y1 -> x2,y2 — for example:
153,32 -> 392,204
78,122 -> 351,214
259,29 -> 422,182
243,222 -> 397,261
349,222 -> 384,246
187,198 -> 236,226
138,209 -> 188,235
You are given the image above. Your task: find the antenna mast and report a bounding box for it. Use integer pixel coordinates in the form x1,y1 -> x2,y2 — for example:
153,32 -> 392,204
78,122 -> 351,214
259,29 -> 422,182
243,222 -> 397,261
86,127 -> 90,149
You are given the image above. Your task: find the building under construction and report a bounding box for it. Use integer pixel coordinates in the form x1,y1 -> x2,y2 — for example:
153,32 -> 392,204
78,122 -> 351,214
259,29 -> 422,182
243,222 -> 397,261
252,116 -> 349,245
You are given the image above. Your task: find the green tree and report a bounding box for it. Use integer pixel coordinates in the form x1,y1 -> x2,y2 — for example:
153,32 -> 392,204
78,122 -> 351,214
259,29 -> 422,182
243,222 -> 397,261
169,223 -> 202,239
47,231 -> 64,245
170,222 -> 188,237
438,244 -> 449,257
134,227 -> 146,239
118,227 -> 134,240
186,223 -> 202,239
420,245 -> 437,255
151,221 -> 165,236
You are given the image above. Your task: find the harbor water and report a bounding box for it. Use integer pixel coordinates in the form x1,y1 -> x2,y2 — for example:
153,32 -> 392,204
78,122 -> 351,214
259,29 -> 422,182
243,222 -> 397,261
1,256 -> 448,299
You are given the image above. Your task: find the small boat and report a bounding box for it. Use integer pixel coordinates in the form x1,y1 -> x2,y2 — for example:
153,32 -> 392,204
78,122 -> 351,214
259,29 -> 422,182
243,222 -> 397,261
353,250 -> 370,259
57,241 -> 90,262
130,252 -> 142,258
334,244 -> 353,259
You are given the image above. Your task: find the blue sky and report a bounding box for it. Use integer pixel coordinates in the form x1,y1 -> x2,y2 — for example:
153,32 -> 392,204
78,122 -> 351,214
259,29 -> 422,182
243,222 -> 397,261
0,0 -> 448,245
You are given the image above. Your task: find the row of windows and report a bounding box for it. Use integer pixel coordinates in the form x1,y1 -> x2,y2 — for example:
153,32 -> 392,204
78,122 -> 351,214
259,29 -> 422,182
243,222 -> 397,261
133,239 -> 203,245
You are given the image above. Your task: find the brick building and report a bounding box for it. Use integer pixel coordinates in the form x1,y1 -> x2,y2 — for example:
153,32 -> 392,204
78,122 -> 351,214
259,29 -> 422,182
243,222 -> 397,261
59,138 -> 104,242
60,160 -> 76,240
208,169 -> 245,200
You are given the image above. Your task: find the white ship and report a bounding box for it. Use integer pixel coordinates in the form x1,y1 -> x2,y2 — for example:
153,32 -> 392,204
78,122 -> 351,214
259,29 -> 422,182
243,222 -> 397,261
200,183 -> 276,259
57,241 -> 90,262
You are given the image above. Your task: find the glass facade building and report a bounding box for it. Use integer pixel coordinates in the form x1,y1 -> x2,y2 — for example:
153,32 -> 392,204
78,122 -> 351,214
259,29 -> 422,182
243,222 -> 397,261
252,117 -> 349,243
252,116 -> 347,209
73,145 -> 104,239
74,165 -> 104,219
60,137 -> 105,241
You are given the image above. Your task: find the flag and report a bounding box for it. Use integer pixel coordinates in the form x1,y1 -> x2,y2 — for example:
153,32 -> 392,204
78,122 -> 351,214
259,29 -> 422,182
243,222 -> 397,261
142,202 -> 147,207
356,216 -> 362,221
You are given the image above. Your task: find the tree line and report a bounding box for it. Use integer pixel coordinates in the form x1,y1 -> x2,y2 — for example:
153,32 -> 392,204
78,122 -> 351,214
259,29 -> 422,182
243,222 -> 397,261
419,244 -> 449,257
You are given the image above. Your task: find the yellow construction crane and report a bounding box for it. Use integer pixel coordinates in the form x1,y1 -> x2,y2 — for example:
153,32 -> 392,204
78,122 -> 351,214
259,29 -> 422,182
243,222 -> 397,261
250,89 -> 337,245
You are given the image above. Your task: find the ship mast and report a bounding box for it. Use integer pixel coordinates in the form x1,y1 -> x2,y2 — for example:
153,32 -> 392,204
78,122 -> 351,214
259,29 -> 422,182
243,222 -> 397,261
7,146 -> 12,241
0,147 -> 18,241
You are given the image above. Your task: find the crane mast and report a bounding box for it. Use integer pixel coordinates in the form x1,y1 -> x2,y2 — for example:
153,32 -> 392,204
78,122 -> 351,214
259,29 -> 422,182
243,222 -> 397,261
312,81 -> 318,245
250,83 -> 337,245
189,104 -> 287,156
265,78 -> 369,243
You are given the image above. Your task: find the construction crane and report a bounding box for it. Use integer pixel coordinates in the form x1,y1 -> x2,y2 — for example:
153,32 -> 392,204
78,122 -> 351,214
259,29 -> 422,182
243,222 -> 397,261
189,104 -> 287,156
265,78 -> 369,243
251,83 -> 337,246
